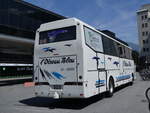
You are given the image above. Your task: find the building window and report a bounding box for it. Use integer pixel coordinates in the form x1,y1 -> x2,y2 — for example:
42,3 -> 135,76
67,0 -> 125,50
143,31 -> 149,36
143,40 -> 145,44
147,39 -> 149,43
146,48 -> 149,52
141,15 -> 147,20
142,32 -> 145,36
141,16 -> 144,20
145,15 -> 147,19
143,48 -> 146,52
142,23 -> 144,28
146,31 -> 148,36
142,23 -> 148,28
145,23 -> 148,27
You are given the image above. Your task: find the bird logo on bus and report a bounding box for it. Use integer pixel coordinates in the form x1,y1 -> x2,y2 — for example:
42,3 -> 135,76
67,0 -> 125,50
42,47 -> 56,53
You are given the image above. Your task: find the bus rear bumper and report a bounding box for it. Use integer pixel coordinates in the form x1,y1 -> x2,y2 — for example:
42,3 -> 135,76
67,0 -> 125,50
34,85 -> 85,98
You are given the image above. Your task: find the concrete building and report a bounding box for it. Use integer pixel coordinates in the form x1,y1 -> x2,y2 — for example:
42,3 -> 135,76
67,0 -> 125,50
0,0 -> 65,78
137,4 -> 150,69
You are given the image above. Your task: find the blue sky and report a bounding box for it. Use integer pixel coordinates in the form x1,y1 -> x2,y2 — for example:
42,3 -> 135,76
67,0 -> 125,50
24,0 -> 150,44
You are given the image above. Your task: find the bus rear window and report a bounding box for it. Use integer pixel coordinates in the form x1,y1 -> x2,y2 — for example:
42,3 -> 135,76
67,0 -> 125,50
39,26 -> 76,44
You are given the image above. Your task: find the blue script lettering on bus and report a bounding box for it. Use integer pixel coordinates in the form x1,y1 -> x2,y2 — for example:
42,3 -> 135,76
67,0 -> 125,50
61,57 -> 75,63
40,57 -> 75,65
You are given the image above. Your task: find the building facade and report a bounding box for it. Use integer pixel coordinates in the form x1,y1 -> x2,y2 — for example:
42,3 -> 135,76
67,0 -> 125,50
137,4 -> 150,69
0,0 -> 65,78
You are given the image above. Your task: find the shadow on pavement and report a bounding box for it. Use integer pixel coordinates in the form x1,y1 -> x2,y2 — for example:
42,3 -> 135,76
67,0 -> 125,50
19,83 -> 132,110
20,94 -> 105,110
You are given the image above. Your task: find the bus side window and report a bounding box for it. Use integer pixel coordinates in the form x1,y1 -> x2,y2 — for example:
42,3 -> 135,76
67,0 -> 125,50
130,49 -> 132,59
119,47 -> 123,56
117,43 -> 123,58
84,26 -> 103,53
128,48 -> 132,60
126,48 -> 130,59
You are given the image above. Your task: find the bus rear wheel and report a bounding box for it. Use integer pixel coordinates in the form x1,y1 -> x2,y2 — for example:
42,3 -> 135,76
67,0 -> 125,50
106,78 -> 114,97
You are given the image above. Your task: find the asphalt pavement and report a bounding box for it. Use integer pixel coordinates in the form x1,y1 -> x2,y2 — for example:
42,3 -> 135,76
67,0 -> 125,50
0,73 -> 150,113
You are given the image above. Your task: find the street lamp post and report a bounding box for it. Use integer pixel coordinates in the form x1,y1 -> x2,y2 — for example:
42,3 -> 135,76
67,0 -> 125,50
145,60 -> 148,69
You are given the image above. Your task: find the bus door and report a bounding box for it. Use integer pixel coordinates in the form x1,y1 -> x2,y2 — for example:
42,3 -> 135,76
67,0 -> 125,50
118,45 -> 126,84
84,26 -> 106,93
96,53 -> 107,93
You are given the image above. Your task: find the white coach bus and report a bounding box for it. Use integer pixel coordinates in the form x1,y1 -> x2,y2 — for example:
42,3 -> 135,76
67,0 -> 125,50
34,18 -> 136,98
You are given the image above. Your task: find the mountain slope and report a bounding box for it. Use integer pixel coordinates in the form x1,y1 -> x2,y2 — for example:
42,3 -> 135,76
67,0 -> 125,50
127,42 -> 139,52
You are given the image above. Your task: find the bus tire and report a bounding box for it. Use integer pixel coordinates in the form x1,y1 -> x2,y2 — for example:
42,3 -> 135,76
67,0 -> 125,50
106,78 -> 114,97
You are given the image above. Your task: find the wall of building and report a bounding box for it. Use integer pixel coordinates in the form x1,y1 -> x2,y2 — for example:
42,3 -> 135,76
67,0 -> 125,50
0,0 -> 65,77
0,0 -> 65,65
137,4 -> 150,68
